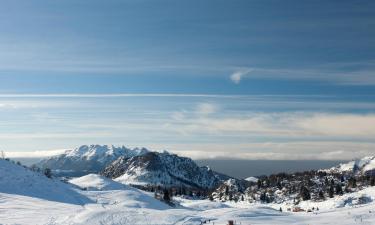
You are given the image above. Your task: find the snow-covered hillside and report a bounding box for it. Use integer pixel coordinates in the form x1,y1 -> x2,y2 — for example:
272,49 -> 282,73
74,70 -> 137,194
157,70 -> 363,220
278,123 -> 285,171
245,176 -> 259,182
326,156 -> 375,175
36,145 -> 149,176
2,158 -> 375,224
69,174 -> 126,191
2,172 -> 375,224
0,159 -> 90,204
102,151 -> 227,188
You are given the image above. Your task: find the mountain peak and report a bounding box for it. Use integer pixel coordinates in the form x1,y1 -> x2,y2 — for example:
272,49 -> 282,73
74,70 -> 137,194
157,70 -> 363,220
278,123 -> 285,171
327,156 -> 375,174
36,144 -> 150,176
102,150 -> 226,189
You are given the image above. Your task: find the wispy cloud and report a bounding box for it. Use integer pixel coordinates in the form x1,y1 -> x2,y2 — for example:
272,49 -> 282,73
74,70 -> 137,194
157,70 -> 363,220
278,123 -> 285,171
150,142 -> 375,160
196,103 -> 218,115
172,112 -> 375,139
1,95 -> 375,160
4,149 -> 68,158
230,68 -> 253,84
0,93 -> 244,98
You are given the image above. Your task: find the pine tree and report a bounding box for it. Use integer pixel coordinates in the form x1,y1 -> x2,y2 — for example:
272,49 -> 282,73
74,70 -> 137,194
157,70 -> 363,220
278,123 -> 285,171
328,184 -> 334,198
225,186 -> 229,195
348,177 -> 357,188
318,190 -> 325,200
163,189 -> 171,202
260,192 -> 267,203
44,168 -> 52,178
336,184 -> 343,195
277,181 -> 282,190
299,186 -> 311,201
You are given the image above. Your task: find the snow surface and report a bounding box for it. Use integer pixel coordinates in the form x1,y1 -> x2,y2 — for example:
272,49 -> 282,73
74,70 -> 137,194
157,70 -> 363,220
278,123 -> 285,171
2,159 -> 375,224
69,174 -> 126,191
328,156 -> 375,173
245,176 -> 259,182
0,159 -> 90,205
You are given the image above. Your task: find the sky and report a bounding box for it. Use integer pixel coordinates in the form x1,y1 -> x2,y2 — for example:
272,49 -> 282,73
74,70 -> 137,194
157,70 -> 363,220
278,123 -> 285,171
1,0 -> 375,160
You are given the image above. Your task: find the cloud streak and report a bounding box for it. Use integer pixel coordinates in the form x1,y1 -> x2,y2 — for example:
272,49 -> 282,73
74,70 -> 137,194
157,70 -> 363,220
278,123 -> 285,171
230,68 -> 253,84
172,112 -> 375,139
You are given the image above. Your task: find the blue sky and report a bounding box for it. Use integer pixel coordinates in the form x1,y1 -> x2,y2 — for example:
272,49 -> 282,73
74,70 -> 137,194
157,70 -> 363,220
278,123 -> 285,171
1,0 -> 375,160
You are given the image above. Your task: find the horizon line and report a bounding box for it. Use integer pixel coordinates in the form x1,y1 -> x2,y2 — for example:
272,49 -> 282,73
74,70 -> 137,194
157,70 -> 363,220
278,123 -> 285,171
0,93 -> 367,98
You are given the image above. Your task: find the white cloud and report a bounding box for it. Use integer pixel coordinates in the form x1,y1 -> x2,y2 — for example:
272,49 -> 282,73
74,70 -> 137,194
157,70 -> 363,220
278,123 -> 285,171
4,149 -> 68,158
171,112 -> 375,139
196,103 -> 218,115
230,68 -> 253,84
150,141 -> 375,160
0,93 -> 241,98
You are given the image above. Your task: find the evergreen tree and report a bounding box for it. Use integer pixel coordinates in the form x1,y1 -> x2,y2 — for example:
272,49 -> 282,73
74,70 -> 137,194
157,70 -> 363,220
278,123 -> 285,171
318,190 -> 325,200
163,189 -> 171,202
348,177 -> 357,188
328,184 -> 334,198
44,168 -> 52,178
277,181 -> 282,190
335,183 -> 343,195
324,177 -> 329,186
299,186 -> 311,201
260,192 -> 267,203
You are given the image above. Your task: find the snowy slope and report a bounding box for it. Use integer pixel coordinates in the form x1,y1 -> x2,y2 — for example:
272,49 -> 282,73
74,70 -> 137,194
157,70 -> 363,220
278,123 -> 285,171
245,176 -> 259,182
327,156 -> 375,174
0,159 -> 90,204
36,144 -> 149,176
2,185 -> 375,225
69,174 -> 126,191
1,160 -> 375,224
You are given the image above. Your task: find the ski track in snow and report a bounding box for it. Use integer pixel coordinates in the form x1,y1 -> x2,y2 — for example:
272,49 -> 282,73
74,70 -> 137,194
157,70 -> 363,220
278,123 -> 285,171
2,188 -> 375,225
2,161 -> 375,224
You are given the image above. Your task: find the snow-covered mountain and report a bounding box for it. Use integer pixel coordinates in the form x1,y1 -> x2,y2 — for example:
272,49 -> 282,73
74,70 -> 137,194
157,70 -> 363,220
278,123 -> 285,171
325,156 -> 375,175
102,151 -> 228,189
36,145 -> 149,176
213,156 -> 375,205
212,178 -> 250,202
2,155 -> 375,224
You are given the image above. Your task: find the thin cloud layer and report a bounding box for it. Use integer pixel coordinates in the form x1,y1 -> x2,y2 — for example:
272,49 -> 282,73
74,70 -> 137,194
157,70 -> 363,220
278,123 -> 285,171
1,95 -> 375,160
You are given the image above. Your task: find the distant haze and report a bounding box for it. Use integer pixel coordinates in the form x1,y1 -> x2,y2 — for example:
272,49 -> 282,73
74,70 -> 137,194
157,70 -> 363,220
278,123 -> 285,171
196,159 -> 345,179
13,157 -> 346,179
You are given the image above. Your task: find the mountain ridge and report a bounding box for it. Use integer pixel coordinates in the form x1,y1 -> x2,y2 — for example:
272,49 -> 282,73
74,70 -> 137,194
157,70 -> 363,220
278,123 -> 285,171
36,144 -> 149,176
102,151 -> 230,189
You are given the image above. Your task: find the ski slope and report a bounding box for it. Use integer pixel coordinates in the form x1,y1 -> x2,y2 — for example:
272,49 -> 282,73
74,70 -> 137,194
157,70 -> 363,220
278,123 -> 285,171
1,160 -> 375,224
